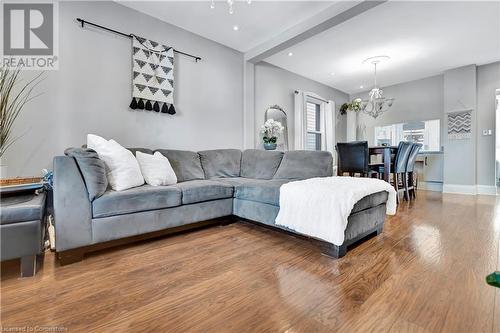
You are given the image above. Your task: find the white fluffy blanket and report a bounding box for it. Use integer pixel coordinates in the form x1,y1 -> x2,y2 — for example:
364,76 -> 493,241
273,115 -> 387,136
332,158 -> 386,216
275,176 -> 397,246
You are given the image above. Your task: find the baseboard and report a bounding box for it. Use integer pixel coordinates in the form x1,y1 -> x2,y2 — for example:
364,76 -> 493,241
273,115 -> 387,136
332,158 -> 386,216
442,184 -> 498,195
442,184 -> 477,195
476,185 -> 497,195
418,181 -> 443,192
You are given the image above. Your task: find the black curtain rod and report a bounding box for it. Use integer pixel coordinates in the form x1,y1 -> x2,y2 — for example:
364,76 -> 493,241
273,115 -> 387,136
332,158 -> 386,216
76,18 -> 202,62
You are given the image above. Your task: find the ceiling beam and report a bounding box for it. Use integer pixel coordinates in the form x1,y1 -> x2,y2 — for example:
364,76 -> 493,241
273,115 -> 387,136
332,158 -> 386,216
244,0 -> 387,63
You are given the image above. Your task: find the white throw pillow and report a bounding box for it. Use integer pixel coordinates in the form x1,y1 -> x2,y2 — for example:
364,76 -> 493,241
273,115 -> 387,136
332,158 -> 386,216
87,134 -> 144,191
135,151 -> 177,186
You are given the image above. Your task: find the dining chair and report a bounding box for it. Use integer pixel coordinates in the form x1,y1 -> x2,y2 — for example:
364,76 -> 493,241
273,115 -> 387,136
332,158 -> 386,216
336,141 -> 379,178
405,143 -> 423,199
392,141 -> 413,202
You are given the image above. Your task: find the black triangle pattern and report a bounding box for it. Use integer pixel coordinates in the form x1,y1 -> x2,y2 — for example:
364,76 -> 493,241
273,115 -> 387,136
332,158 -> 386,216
156,76 -> 165,84
133,47 -> 140,55
150,41 -> 159,47
142,73 -> 153,82
142,49 -> 151,59
149,63 -> 159,71
148,87 -> 159,95
135,59 -> 146,68
168,79 -> 174,87
135,84 -> 146,93
168,56 -> 174,65
133,71 -> 140,79
161,66 -> 172,76
161,89 -> 172,98
159,55 -> 166,62
136,36 -> 146,44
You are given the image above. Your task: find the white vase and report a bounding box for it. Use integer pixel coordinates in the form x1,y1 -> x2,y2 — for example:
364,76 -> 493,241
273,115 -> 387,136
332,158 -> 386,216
346,111 -> 357,142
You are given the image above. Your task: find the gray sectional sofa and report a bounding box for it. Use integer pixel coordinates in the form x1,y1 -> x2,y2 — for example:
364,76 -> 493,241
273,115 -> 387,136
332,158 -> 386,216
53,148 -> 388,264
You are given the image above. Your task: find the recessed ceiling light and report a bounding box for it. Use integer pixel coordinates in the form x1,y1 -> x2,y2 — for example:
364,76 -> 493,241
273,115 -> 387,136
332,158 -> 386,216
233,25 -> 239,31
360,85 -> 364,89
288,52 -> 293,57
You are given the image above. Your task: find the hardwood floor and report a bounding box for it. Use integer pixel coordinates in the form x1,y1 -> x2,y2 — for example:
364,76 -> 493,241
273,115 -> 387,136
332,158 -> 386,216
1,191 -> 499,332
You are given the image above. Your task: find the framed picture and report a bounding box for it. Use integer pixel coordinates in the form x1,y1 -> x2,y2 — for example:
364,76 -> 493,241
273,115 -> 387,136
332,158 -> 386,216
447,110 -> 472,140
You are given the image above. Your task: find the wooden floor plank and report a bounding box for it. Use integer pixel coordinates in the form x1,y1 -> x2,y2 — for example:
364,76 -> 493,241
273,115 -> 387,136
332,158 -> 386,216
1,191 -> 498,332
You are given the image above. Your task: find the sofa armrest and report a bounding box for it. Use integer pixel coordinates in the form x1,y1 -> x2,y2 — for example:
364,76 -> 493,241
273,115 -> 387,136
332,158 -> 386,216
53,156 -> 93,251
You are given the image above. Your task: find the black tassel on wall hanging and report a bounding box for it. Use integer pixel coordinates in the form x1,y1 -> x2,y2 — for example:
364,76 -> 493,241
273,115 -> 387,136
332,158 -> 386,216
129,98 -> 138,109
137,99 -> 145,109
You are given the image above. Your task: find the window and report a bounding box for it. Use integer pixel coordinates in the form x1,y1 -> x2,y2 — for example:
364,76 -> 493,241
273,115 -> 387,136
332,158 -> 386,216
294,90 -> 334,153
305,100 -> 324,151
374,119 -> 441,152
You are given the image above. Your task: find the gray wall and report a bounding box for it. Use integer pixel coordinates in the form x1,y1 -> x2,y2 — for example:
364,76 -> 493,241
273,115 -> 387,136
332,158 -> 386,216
351,75 -> 444,144
2,1 -> 243,177
254,61 -> 349,149
476,62 -> 500,186
443,65 -> 477,186
352,62 -> 500,188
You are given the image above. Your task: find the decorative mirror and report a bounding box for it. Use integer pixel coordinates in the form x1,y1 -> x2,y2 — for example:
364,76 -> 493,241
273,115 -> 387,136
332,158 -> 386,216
265,105 -> 288,150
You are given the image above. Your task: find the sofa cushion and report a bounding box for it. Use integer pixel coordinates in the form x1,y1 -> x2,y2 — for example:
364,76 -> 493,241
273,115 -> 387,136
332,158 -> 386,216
351,191 -> 388,214
215,177 -> 262,187
240,149 -> 284,180
174,179 -> 234,205
0,194 -> 46,225
92,185 -> 182,218
234,179 -> 290,206
155,149 -> 205,182
65,147 -> 108,201
198,149 -> 242,178
273,151 -> 333,180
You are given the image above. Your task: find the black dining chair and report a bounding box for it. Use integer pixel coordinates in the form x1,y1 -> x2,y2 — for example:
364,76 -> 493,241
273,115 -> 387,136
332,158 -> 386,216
392,141 -> 413,202
405,143 -> 423,200
336,141 -> 379,178
375,141 -> 413,202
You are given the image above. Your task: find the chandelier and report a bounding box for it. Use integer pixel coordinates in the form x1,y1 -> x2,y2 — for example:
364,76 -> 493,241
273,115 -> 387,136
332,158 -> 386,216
360,56 -> 395,118
210,0 -> 252,14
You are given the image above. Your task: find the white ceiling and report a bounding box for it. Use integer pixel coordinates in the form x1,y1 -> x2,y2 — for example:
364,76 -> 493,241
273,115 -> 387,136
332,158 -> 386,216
119,1 -> 336,52
265,1 -> 500,94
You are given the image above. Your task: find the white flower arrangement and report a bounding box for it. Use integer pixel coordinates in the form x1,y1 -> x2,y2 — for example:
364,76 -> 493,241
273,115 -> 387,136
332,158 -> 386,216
260,119 -> 284,144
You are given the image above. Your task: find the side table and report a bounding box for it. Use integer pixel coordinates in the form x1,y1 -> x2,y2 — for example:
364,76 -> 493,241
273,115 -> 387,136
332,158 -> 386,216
0,192 -> 47,277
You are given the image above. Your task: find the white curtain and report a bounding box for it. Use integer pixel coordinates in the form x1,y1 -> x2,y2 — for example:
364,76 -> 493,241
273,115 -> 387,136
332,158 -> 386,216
294,90 -> 335,153
294,91 -> 306,150
325,99 -> 335,154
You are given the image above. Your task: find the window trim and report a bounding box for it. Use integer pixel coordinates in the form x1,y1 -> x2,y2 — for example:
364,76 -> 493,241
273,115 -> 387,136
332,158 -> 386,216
294,90 -> 335,156
305,97 -> 326,151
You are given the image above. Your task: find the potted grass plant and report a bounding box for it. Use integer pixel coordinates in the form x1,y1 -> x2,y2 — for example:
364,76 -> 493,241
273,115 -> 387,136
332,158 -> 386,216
0,66 -> 43,178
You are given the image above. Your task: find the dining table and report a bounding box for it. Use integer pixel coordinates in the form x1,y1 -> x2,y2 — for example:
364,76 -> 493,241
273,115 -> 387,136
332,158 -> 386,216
368,146 -> 398,182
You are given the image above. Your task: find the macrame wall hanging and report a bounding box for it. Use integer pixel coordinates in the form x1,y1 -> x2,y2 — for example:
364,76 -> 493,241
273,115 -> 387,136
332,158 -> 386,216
129,35 -> 176,114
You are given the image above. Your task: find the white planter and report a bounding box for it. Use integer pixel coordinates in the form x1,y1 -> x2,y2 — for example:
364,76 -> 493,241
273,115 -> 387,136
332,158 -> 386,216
346,111 -> 357,142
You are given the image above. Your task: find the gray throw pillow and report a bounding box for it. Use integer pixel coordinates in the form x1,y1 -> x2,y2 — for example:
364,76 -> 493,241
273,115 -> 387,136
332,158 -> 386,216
198,149 -> 242,178
273,151 -> 333,180
64,148 -> 108,201
240,149 -> 284,179
154,149 -> 205,182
